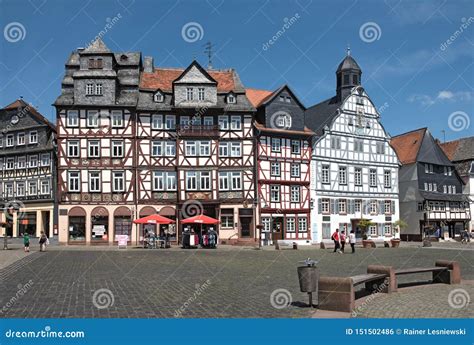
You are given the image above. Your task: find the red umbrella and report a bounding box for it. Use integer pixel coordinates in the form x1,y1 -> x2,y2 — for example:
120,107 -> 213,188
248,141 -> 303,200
133,214 -> 175,224
181,214 -> 220,224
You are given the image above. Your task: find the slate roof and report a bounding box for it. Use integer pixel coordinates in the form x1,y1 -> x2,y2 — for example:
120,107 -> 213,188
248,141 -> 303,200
440,137 -> 474,162
419,191 -> 469,202
304,96 -> 342,136
336,55 -> 361,72
2,99 -> 55,131
81,38 -> 111,54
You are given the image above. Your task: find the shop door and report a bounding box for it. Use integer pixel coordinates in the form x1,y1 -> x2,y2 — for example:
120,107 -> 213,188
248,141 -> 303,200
240,217 -> 251,238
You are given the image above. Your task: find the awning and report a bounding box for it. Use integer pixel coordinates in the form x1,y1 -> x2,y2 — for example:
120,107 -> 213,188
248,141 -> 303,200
133,214 -> 175,225
181,214 -> 220,225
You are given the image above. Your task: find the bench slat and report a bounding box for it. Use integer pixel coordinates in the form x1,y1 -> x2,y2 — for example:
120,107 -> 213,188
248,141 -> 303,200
351,273 -> 387,286
395,267 -> 447,275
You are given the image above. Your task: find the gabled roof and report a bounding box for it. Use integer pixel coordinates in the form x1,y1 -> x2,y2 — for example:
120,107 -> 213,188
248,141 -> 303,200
391,128 -> 452,166
2,99 -> 55,131
440,136 -> 474,162
82,38 -> 111,54
304,95 -> 342,136
245,85 -> 306,109
173,60 -> 217,85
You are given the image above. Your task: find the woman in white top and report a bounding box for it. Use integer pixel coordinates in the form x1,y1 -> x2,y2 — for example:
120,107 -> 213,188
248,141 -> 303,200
349,230 -> 356,254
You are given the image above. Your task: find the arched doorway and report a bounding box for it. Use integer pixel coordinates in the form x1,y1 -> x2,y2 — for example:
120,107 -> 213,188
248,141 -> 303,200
68,207 -> 86,243
159,206 -> 177,243
114,207 -> 132,243
139,206 -> 156,245
91,207 -> 109,244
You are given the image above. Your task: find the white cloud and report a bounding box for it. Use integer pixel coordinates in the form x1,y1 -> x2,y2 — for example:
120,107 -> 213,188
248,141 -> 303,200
437,90 -> 454,100
408,90 -> 474,107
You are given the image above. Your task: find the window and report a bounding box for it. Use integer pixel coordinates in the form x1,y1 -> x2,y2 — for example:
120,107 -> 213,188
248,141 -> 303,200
29,131 -> 38,144
384,224 -> 392,236
384,200 -> 391,214
443,185 -> 447,193
18,157 -> 26,169
17,133 -> 25,146
203,116 -> 213,126
369,169 -> 377,187
448,167 -> 452,176
86,83 -> 94,95
154,92 -> 164,103
185,141 -> 210,156
152,114 -> 163,130
262,217 -> 271,232
198,88 -> 205,101
227,94 -> 236,104
186,171 -> 210,191
6,158 -> 14,170
433,183 -> 437,192
339,166 -> 347,185
67,110 -> 79,127
68,141 -> 80,157
271,162 -> 280,176
453,186 -> 456,194
291,140 -> 300,154
87,111 -> 99,128
355,199 -> 362,213
112,140 -> 124,158
152,171 -> 177,191
199,141 -> 210,156
330,137 -> 341,149
321,198 -> 330,214
180,116 -> 190,127
370,200 -> 378,214
354,139 -> 363,152
285,97 -> 291,103
95,84 -> 103,95
112,171 -> 125,192
376,142 -> 385,154
219,172 -> 242,191
0,137 -> 2,147
165,115 -> 176,130
286,218 -> 296,232
17,182 -> 25,196
88,140 -> 100,158
271,138 -> 281,152
88,172 -> 101,192
218,116 -> 229,130
40,180 -> 50,195
298,217 -> 307,232
270,185 -> 280,202
111,111 -> 124,128
27,181 -> 37,195
6,135 -> 13,147
425,163 -> 434,174
230,116 -> 241,130
338,199 -> 347,214
290,163 -> 300,177
88,58 -> 103,69
369,225 -> 377,236
219,142 -> 241,157
290,186 -> 300,202
354,167 -> 362,186
322,165 -> 330,184
5,183 -> 13,197
29,155 -> 37,168
186,88 -> 194,101
221,215 -> 234,228
68,172 -> 80,192
41,154 -> 50,166
384,170 -> 391,188
152,141 -> 175,157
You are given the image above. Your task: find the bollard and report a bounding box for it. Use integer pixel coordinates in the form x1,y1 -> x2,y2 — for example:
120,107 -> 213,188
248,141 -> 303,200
297,258 -> 319,308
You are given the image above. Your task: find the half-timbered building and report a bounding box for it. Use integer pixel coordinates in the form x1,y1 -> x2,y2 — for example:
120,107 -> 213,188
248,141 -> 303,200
54,39 -> 141,244
305,51 -> 400,243
391,128 -> 471,240
246,86 -> 313,245
0,99 -> 56,238
137,59 -> 256,244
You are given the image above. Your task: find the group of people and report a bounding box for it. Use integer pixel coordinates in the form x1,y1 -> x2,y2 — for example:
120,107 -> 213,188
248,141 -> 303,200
331,229 -> 356,254
182,228 -> 218,249
23,231 -> 49,252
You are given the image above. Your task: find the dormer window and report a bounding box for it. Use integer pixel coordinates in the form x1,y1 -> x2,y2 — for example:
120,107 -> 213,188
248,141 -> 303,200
285,97 -> 291,103
154,91 -> 164,103
186,88 -> 194,101
226,93 -> 236,104
279,95 -> 285,102
88,58 -> 103,69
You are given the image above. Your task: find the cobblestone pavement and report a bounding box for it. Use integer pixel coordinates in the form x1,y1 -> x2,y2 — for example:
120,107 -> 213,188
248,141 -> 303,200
0,246 -> 472,318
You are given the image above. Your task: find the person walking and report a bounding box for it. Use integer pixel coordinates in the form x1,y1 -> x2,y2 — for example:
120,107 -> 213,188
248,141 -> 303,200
23,233 -> 30,253
349,230 -> 356,254
39,231 -> 48,252
340,230 -> 346,253
331,229 -> 341,253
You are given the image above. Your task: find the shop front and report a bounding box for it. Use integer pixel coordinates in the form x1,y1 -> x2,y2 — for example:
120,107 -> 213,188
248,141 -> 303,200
68,207 -> 86,244
114,206 -> 132,243
90,207 -> 109,244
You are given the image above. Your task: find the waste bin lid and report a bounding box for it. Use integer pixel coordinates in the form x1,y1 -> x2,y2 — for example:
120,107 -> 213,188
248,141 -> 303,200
299,258 -> 318,267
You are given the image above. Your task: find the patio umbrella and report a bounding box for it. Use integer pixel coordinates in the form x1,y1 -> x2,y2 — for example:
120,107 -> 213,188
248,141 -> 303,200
133,214 -> 175,224
181,214 -> 219,224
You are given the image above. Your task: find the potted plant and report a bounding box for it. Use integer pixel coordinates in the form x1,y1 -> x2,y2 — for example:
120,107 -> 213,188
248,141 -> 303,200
391,219 -> 407,248
358,218 -> 375,248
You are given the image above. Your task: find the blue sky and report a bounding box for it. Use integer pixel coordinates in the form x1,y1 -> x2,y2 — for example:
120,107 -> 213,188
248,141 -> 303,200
1,0 -> 473,141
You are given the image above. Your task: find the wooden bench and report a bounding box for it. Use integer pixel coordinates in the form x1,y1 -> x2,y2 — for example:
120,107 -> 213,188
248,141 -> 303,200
394,260 -> 461,285
275,240 -> 297,250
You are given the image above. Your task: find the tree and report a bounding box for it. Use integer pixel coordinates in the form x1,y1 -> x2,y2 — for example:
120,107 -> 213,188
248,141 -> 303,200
358,218 -> 374,240
393,219 -> 408,236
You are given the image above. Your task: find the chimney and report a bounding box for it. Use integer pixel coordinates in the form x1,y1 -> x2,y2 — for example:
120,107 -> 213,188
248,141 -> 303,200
144,56 -> 154,73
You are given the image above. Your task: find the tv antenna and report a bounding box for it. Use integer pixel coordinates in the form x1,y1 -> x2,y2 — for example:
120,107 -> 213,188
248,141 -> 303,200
204,41 -> 213,69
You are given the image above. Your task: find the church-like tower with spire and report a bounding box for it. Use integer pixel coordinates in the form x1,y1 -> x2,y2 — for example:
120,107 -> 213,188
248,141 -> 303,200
305,50 -> 400,244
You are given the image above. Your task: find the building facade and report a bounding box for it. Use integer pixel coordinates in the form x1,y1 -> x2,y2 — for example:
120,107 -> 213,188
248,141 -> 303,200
0,99 -> 56,238
246,86 -> 313,246
440,137 -> 474,231
391,128 -> 471,240
305,52 -> 400,243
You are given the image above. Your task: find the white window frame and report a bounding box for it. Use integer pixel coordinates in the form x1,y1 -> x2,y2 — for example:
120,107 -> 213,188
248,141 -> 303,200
67,110 -> 79,127
111,110 -> 124,128
218,115 -> 229,130
41,154 -> 50,166
298,217 -> 307,232
29,131 -> 38,144
270,185 -> 280,202
290,186 -> 300,203
67,140 -> 80,157
165,115 -> 176,130
87,111 -> 99,128
88,140 -> 100,158
271,162 -> 280,176
111,140 -> 124,158
17,133 -> 25,146
321,165 -> 330,184
384,170 -> 391,188
230,116 -> 241,130
339,166 -> 347,185
355,167 -> 362,186
112,171 -> 125,192
186,87 -> 194,101
290,163 -> 300,177
369,169 -> 377,187
6,134 -> 13,147
286,218 -> 296,232
152,114 -> 163,130
29,155 -> 37,168
40,180 -> 50,195
291,140 -> 300,154
68,171 -> 80,192
198,88 -> 205,101
88,171 -> 101,193
271,138 -> 281,152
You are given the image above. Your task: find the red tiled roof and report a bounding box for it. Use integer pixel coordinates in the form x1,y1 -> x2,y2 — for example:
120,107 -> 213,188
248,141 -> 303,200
245,88 -> 273,107
140,68 -> 235,92
439,140 -> 460,161
390,128 -> 427,164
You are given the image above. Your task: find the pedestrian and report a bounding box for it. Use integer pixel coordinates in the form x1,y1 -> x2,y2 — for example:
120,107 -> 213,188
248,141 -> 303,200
340,230 -> 346,253
349,230 -> 356,254
461,228 -> 469,244
331,229 -> 341,253
23,233 -> 30,253
39,231 -> 48,252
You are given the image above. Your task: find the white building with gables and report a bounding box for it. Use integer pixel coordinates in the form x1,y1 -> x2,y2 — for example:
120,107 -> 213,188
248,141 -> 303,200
305,51 -> 400,243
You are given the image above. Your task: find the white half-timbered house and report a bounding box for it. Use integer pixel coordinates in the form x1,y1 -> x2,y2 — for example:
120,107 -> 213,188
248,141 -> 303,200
246,86 -> 313,246
305,52 -> 400,243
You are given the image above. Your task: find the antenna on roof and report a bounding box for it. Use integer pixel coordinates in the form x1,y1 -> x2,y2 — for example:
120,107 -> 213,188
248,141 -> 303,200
346,44 -> 351,56
204,41 -> 213,69
441,130 -> 446,143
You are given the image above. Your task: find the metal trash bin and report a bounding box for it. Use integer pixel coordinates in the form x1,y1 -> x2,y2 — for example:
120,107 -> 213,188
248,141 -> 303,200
297,258 -> 319,307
